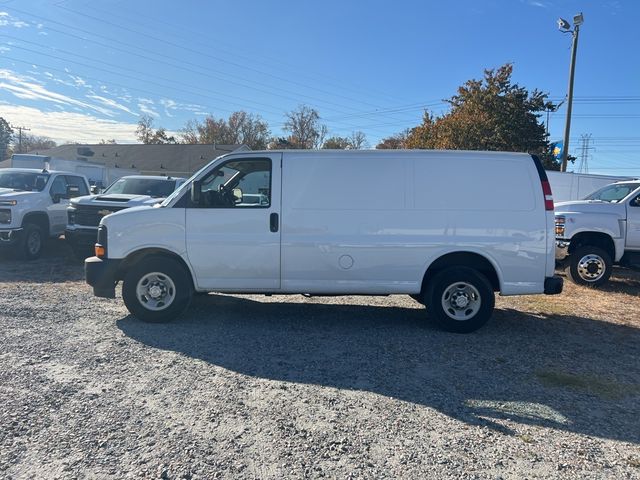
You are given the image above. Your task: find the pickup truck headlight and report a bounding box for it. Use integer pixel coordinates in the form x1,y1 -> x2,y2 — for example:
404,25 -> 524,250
67,208 -> 76,225
0,200 -> 17,206
555,215 -> 565,237
0,209 -> 10,224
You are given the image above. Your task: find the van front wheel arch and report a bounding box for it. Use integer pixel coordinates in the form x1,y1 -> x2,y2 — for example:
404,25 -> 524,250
424,267 -> 495,333
122,255 -> 193,322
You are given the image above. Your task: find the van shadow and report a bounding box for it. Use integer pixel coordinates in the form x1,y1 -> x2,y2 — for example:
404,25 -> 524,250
117,295 -> 640,444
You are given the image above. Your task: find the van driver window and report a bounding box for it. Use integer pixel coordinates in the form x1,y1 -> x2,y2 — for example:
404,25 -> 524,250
194,158 -> 271,208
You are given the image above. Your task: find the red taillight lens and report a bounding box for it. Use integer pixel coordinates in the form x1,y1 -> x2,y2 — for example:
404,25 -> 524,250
542,180 -> 554,211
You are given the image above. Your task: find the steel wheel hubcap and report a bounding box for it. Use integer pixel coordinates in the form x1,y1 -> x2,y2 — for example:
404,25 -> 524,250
577,254 -> 605,281
441,282 -> 481,321
136,272 -> 176,311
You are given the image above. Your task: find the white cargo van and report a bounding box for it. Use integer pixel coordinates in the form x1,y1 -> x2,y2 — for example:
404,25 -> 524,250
85,150 -> 562,333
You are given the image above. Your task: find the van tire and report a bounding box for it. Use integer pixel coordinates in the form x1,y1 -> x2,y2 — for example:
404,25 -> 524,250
19,224 -> 44,260
122,255 -> 193,323
567,245 -> 612,287
425,267 -> 494,333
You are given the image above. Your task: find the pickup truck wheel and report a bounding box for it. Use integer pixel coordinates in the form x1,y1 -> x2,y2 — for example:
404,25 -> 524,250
20,224 -> 44,260
568,246 -> 612,287
122,256 -> 193,323
425,267 -> 494,333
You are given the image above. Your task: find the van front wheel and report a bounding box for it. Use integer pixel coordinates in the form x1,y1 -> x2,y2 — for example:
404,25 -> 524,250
425,267 -> 494,333
122,256 -> 193,322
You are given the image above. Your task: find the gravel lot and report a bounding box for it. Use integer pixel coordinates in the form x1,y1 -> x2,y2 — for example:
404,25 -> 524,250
1,239 -> 639,479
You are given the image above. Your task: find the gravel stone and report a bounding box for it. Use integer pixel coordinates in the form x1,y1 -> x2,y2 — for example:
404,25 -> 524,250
0,239 -> 639,479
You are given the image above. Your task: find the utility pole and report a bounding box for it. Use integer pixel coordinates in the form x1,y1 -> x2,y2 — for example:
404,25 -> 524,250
577,134 -> 592,174
557,13 -> 584,172
10,125 -> 31,154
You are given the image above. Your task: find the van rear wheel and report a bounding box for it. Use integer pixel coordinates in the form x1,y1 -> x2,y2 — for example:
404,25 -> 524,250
425,267 -> 494,333
122,256 -> 193,322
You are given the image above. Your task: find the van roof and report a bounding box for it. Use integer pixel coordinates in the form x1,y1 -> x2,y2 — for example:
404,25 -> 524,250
228,149 -> 534,159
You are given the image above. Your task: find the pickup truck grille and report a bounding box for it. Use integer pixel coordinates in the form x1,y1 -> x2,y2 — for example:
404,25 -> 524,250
73,205 -> 127,227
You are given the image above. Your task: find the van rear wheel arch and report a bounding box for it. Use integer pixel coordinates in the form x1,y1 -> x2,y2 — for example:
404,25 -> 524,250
421,251 -> 501,296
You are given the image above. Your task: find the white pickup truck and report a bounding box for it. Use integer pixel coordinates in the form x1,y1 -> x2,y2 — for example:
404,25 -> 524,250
0,168 -> 90,259
66,175 -> 185,258
555,180 -> 640,286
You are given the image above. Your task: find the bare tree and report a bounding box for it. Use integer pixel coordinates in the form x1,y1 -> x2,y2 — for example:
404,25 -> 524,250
180,120 -> 200,144
16,134 -> 56,153
349,131 -> 367,149
283,105 -> 326,149
135,115 -> 155,144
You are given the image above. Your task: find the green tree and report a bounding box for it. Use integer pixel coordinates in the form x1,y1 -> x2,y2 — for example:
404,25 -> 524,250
0,117 -> 13,161
150,127 -> 177,144
322,136 -> 351,149
180,111 -> 270,149
376,129 -> 411,149
404,64 -> 560,169
322,131 -> 368,149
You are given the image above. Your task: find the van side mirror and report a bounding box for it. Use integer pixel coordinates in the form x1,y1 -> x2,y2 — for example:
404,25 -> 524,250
90,185 -> 99,194
51,193 -> 61,204
67,185 -> 80,198
191,180 -> 202,205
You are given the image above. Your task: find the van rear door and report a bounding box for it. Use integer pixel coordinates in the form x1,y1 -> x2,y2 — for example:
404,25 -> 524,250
185,153 -> 282,290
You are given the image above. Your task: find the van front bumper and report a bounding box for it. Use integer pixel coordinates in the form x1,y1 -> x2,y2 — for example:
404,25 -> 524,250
85,256 -> 121,299
544,275 -> 564,295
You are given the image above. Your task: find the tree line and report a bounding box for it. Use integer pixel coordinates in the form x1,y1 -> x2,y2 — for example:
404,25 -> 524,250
1,64 -> 563,169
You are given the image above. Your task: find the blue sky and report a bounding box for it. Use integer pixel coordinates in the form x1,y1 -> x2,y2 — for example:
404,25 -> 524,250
0,0 -> 638,175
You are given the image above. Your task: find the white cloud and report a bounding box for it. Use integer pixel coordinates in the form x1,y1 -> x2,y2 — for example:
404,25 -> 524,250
160,98 -> 206,117
0,12 -> 30,28
0,104 -> 139,144
0,46 -> 10,53
0,69 -> 115,117
86,94 -> 137,116
138,102 -> 159,118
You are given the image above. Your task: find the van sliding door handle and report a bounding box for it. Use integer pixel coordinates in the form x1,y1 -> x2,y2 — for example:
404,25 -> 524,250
270,213 -> 279,232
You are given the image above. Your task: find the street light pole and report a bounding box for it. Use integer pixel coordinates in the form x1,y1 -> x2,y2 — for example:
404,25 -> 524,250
559,13 -> 583,172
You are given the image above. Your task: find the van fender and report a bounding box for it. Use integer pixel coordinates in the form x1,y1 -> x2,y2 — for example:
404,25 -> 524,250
118,246 -> 198,289
419,248 -> 505,294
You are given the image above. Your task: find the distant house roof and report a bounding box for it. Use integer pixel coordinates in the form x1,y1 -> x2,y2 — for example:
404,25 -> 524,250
21,143 -> 250,177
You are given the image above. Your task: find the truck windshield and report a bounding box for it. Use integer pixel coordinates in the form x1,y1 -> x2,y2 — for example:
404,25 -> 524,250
0,172 -> 50,192
105,178 -> 177,198
584,182 -> 640,203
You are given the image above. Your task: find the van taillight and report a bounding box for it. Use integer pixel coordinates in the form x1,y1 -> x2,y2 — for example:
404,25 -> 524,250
542,180 -> 554,211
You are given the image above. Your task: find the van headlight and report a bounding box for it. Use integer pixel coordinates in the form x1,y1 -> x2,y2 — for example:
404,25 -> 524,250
555,215 -> 565,237
0,209 -> 11,224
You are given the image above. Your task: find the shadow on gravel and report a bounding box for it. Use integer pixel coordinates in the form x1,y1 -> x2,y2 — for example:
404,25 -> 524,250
0,237 -> 85,282
118,294 -> 640,445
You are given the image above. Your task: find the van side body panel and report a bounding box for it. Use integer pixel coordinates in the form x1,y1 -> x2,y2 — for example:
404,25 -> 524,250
279,150 -> 548,295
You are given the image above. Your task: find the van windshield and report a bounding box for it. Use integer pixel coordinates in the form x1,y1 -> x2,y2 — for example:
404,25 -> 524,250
584,182 -> 640,203
0,172 -> 50,192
